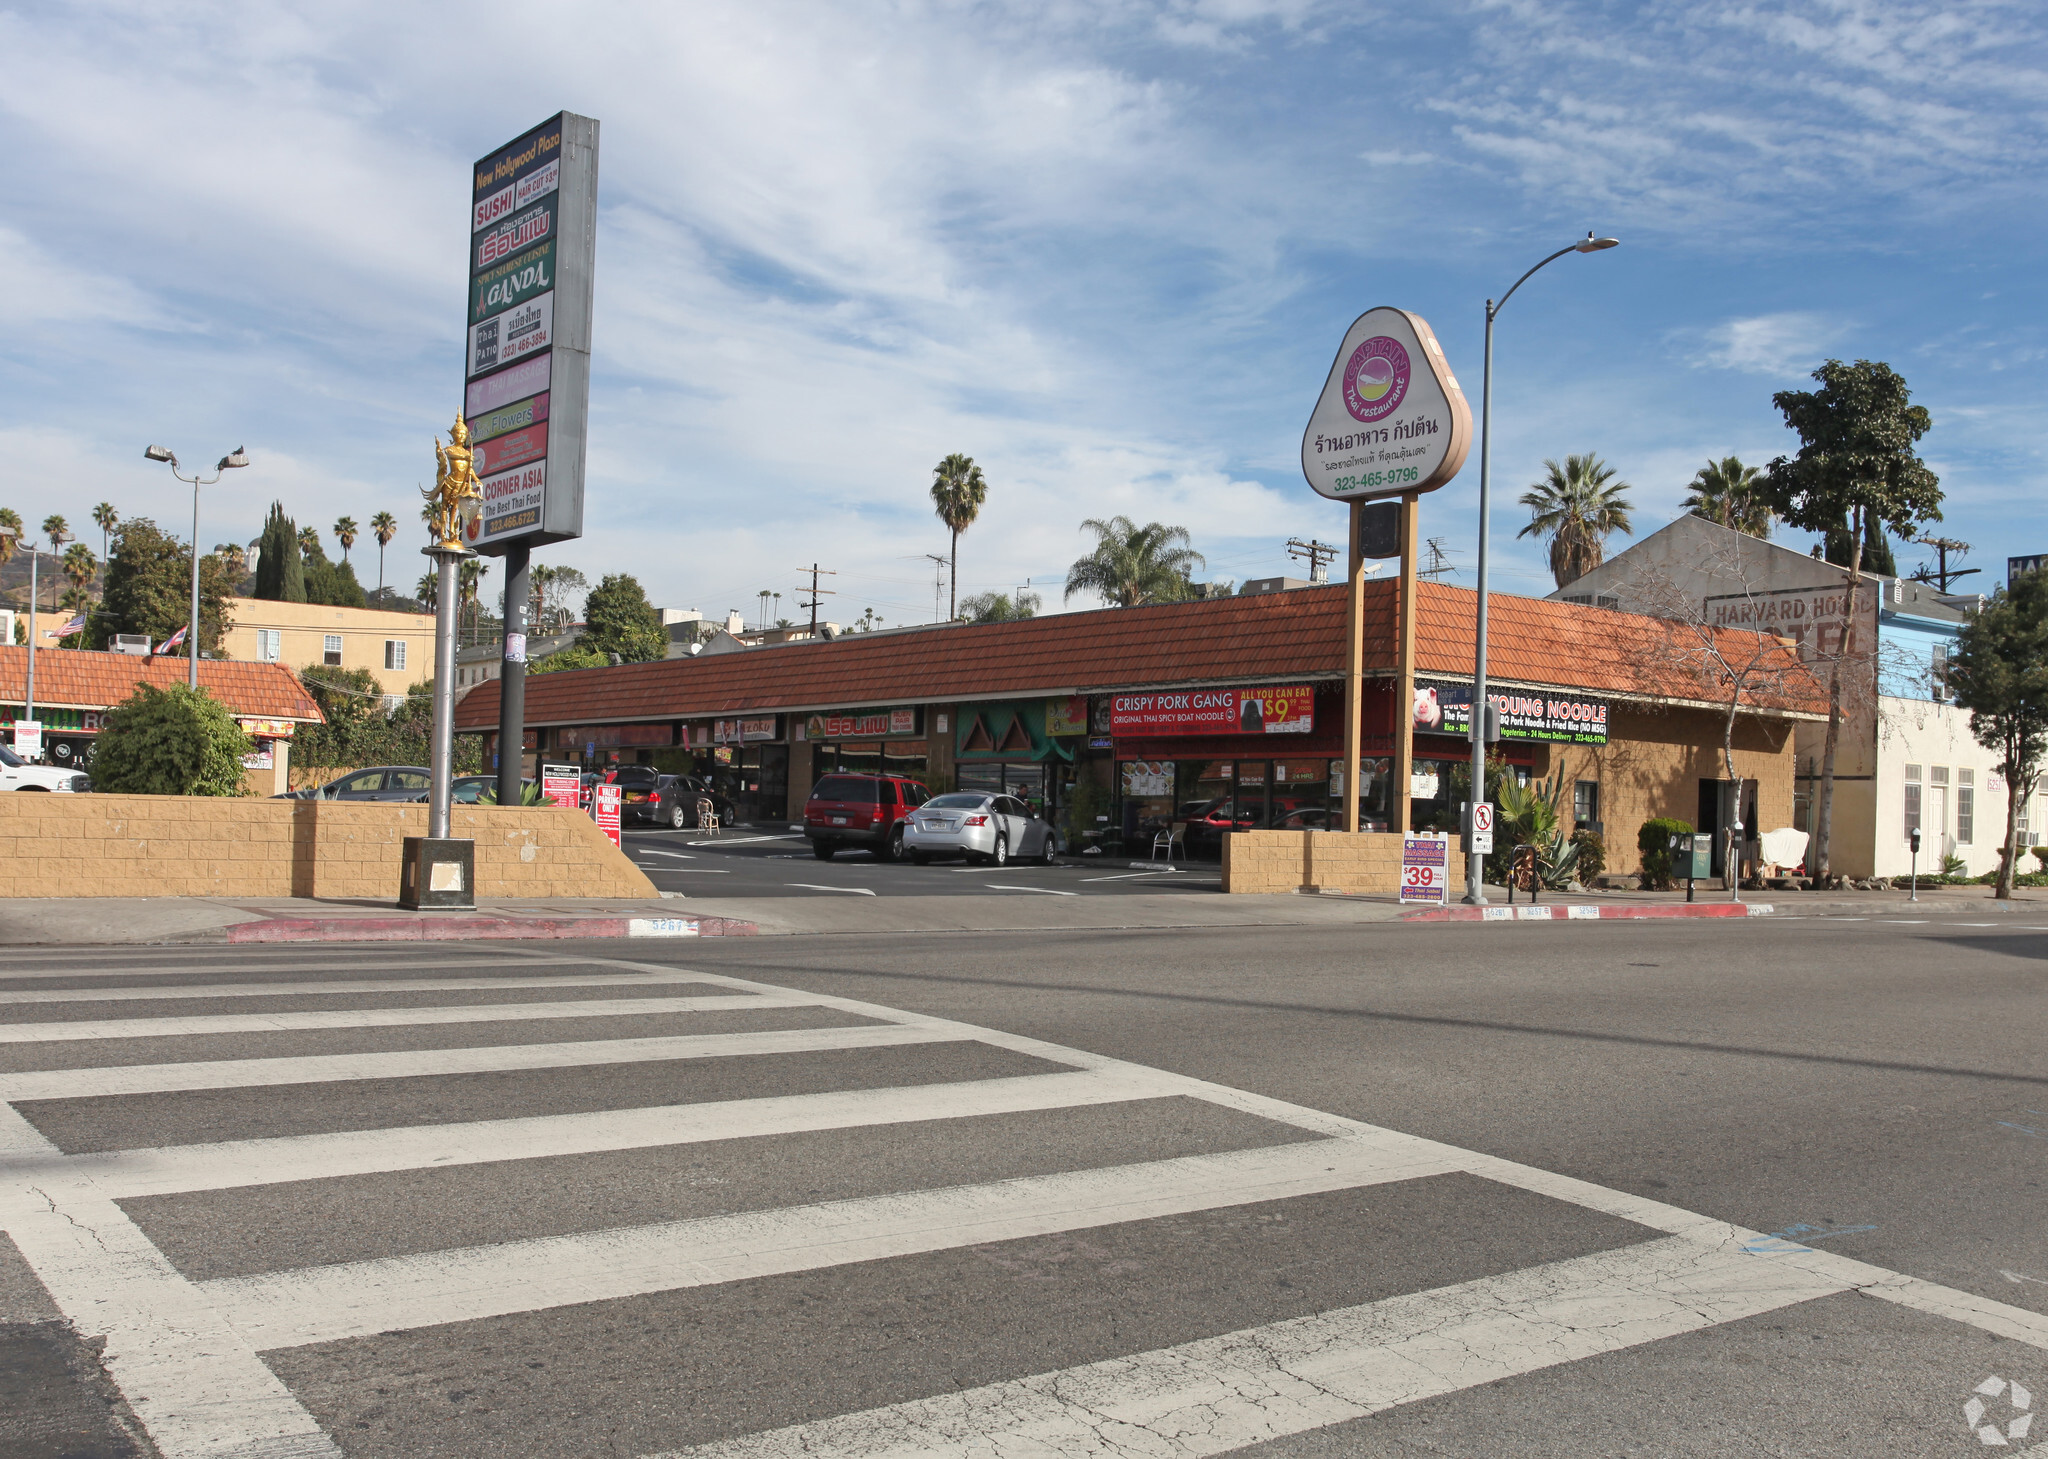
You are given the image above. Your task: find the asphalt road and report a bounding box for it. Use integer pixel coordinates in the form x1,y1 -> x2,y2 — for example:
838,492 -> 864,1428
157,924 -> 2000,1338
1,915 -> 2044,1457
621,823 -> 1222,897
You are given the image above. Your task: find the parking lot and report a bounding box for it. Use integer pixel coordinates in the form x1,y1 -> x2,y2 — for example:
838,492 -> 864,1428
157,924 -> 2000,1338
621,825 -> 1220,899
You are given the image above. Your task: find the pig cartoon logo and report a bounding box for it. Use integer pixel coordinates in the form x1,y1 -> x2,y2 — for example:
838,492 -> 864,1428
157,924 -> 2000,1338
1412,685 -> 1443,730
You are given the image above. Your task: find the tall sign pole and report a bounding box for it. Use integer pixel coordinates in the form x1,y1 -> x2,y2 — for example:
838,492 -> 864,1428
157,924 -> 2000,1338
465,112 -> 599,802
1301,308 -> 1472,838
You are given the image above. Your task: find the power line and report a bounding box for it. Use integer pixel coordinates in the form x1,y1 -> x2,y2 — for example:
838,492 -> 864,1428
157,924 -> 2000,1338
1910,536 -> 1978,594
795,563 -> 837,634
1285,537 -> 1339,585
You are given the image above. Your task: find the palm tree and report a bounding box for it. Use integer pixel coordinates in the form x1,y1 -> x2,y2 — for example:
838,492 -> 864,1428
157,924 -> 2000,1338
1516,453 -> 1635,589
298,525 -> 321,557
92,502 -> 118,563
370,510 -> 397,600
458,558 -> 489,647
0,509 -> 20,570
415,571 -> 438,611
213,543 -> 248,585
333,516 -> 358,563
41,516 -> 70,610
929,453 -> 988,620
1063,516 -> 1206,608
1682,456 -> 1771,537
61,542 -> 97,601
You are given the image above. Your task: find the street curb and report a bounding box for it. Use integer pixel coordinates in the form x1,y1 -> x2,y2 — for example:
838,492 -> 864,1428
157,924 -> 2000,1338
1400,902 -> 1775,923
225,914 -> 760,944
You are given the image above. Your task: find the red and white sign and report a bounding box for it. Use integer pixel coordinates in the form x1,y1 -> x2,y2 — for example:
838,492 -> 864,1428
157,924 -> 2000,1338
1400,833 -> 1450,904
1109,685 -> 1313,737
593,782 -> 623,846
541,763 -> 580,809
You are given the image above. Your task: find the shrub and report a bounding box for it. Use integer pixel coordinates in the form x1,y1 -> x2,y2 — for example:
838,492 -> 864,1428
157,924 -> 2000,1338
1571,827 -> 1607,882
89,683 -> 251,796
1637,817 -> 1694,890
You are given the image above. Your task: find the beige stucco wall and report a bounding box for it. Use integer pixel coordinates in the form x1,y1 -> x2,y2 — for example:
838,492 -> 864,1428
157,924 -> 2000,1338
1224,829 -> 1468,896
220,598 -> 435,698
0,795 -> 657,900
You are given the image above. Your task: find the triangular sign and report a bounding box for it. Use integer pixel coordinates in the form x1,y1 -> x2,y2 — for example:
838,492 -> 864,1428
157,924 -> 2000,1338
1301,307 -> 1471,503
960,716 -> 995,753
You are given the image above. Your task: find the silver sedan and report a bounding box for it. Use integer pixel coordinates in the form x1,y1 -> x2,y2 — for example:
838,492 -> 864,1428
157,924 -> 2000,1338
903,792 -> 1058,866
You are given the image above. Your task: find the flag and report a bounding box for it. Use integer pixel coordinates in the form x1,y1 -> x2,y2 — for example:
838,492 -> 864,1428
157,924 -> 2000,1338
156,627 -> 188,654
57,614 -> 86,637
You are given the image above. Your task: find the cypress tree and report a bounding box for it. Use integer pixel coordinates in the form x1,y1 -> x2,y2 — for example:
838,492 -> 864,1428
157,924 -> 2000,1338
254,503 -> 306,602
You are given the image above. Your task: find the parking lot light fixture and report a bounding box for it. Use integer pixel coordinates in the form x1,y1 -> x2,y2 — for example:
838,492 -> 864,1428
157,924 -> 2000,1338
143,443 -> 249,688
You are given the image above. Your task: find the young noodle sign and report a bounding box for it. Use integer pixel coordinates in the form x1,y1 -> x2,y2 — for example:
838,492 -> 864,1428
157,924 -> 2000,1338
1110,686 -> 1313,736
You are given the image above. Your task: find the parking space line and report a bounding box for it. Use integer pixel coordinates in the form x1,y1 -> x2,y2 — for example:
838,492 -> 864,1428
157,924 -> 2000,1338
985,885 -> 1079,896
786,884 -> 878,896
0,970 -> 718,1006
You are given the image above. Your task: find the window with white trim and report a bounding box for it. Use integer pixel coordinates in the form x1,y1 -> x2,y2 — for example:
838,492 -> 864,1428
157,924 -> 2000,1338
1904,764 -> 1921,839
256,628 -> 280,663
384,639 -> 406,672
323,633 -> 343,667
1957,768 -> 1974,845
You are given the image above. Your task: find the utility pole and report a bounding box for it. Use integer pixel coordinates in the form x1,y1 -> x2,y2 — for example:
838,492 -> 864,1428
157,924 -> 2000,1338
1418,537 -> 1453,579
1286,537 -> 1339,585
796,563 -> 838,635
1910,537 -> 1978,594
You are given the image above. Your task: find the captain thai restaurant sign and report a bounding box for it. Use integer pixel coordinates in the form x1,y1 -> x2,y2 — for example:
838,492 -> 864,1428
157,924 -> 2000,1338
1414,678 -> 1609,745
1110,686 -> 1313,736
1301,306 -> 1473,502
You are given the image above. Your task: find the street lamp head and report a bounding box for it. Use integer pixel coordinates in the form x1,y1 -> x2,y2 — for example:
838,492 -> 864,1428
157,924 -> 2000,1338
1574,232 -> 1621,253
144,445 -> 177,465
218,447 -> 249,470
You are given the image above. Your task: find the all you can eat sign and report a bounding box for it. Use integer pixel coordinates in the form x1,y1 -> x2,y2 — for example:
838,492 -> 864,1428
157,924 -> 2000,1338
1110,687 -> 1313,737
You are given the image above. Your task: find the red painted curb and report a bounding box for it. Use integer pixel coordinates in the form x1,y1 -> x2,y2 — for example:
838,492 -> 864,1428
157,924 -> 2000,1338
1400,902 -> 1772,923
226,914 -> 759,944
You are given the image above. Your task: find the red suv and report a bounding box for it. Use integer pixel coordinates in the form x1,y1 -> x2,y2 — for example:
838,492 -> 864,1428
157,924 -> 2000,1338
804,774 -> 930,861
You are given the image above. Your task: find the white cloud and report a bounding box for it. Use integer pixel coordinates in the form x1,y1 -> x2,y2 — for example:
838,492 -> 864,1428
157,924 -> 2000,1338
1691,312 -> 1846,377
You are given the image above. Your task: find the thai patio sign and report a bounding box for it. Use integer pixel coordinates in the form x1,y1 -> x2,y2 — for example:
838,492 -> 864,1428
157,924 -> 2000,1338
1301,307 -> 1472,502
463,112 -> 599,552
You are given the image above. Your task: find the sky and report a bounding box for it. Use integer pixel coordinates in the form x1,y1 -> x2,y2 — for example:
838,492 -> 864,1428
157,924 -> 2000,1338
3,0 -> 2044,628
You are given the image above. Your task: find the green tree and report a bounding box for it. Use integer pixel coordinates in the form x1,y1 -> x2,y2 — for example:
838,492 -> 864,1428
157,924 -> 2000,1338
89,683 -> 251,796
1681,456 -> 1771,537
1063,517 -> 1205,608
1948,570 -> 2048,899
959,589 -> 1041,623
92,501 -> 119,563
40,515 -> 72,611
61,542 -> 97,602
370,510 -> 398,600
1763,359 -> 1942,882
333,516 -> 358,562
254,503 -> 306,602
1820,513 -> 1897,575
577,573 -> 665,663
298,531 -> 366,609
0,508 -> 19,571
529,644 -> 610,674
929,453 -> 988,620
89,518 -> 236,654
295,664 -> 386,768
1516,453 -> 1634,589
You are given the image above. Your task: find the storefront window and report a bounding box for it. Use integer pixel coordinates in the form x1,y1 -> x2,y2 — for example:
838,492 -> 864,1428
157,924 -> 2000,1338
1119,760 -> 1176,850
1267,759 -> 1329,829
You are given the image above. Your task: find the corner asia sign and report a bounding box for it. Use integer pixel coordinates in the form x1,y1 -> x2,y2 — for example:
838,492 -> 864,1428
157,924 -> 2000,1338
461,112 -> 598,554
1110,686 -> 1313,737
1414,678 -> 1608,745
1301,307 -> 1472,502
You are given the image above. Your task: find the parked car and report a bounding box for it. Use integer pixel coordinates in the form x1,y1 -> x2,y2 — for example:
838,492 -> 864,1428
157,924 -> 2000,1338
278,766 -> 432,801
803,773 -> 929,860
902,791 -> 1058,866
402,775 -> 531,805
0,743 -> 90,792
616,769 -> 739,830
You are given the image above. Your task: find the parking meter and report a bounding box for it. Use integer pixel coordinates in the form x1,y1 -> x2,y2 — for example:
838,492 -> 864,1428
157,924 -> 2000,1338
1909,826 -> 1922,901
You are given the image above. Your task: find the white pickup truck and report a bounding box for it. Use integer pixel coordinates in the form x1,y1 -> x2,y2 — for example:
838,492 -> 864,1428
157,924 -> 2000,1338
0,742 -> 90,791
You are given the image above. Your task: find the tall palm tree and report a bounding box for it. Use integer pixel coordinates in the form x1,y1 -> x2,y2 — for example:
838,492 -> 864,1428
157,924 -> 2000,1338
1516,453 -> 1635,589
415,571 -> 438,611
458,557 -> 489,647
370,510 -> 398,600
1063,516 -> 1206,608
0,509 -> 20,570
297,525 -> 322,557
61,542 -> 97,601
1682,456 -> 1771,537
929,454 -> 988,620
333,516 -> 358,563
213,543 -> 248,584
41,516 -> 70,610
92,502 -> 118,564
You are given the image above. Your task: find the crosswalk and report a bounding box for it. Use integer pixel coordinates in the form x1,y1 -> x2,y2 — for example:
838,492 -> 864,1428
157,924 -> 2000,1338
0,943 -> 2043,1458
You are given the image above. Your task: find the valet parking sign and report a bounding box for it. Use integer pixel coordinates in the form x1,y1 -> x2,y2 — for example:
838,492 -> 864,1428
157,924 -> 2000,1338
463,112 -> 599,553
1301,307 -> 1472,502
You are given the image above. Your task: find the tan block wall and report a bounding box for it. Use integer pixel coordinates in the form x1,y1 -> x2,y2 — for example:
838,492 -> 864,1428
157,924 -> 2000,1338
1224,829 -> 1468,896
0,795 -> 657,900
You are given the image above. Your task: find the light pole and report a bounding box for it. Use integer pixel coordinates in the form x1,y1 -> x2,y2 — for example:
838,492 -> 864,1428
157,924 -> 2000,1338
1463,232 -> 1619,904
144,445 -> 249,687
0,526 -> 26,749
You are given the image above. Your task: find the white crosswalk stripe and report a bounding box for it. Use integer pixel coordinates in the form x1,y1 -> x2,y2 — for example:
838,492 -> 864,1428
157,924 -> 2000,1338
0,947 -> 2043,1459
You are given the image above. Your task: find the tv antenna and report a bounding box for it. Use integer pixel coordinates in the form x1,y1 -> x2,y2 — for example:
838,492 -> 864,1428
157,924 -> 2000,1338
923,553 -> 949,622
1418,537 -> 1453,579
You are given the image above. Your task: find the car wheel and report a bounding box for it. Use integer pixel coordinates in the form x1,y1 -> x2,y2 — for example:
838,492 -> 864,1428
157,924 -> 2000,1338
991,833 -> 1008,867
1038,832 -> 1058,866
812,841 -> 836,860
669,800 -> 688,830
881,825 -> 905,862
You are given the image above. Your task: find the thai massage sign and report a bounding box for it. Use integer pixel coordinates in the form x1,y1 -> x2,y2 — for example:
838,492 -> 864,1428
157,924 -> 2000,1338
1414,678 -> 1609,745
1301,307 -> 1473,502
1110,686 -> 1313,736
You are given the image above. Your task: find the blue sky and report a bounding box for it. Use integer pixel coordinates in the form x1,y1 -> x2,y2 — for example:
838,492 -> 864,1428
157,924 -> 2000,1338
3,0 -> 2043,624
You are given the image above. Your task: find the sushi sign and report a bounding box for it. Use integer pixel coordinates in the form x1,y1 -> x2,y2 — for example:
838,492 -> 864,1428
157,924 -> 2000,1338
1301,307 -> 1473,502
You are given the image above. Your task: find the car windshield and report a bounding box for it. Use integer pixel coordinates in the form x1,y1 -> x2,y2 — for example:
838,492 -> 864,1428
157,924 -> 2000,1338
810,776 -> 880,803
923,793 -> 988,809
0,744 -> 21,768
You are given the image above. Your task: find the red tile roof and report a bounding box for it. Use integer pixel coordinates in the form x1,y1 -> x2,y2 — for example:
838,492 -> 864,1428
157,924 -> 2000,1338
0,648 -> 324,722
456,581 -> 1826,731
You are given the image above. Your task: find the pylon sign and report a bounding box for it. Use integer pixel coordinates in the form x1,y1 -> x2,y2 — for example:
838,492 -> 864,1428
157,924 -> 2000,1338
1302,307 -> 1472,502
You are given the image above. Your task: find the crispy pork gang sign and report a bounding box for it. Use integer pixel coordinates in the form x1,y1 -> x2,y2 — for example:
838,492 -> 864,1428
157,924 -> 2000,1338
1302,307 -> 1472,502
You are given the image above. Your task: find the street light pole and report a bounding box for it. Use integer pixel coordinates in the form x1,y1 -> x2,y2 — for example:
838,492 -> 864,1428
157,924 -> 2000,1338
1463,233 -> 1619,904
144,445 -> 249,686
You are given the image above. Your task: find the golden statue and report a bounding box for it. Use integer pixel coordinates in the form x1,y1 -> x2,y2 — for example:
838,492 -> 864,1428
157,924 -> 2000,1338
425,412 -> 484,550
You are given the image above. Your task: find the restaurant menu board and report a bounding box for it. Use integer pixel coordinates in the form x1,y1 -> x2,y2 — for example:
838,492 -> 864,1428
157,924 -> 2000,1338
464,112 -> 599,553
1109,686 -> 1313,737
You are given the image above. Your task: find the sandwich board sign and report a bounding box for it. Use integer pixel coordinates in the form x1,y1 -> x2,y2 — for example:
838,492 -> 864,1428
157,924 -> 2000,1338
1302,307 -> 1472,502
1400,832 -> 1451,904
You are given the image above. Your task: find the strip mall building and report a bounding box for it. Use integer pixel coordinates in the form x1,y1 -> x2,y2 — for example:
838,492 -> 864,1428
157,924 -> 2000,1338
454,581 -> 1826,879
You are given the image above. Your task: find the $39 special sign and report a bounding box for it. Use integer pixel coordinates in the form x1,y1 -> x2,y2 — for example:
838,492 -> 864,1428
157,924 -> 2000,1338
1399,833 -> 1450,904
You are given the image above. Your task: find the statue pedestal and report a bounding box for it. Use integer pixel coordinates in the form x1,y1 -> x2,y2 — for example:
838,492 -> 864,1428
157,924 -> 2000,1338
399,836 -> 476,909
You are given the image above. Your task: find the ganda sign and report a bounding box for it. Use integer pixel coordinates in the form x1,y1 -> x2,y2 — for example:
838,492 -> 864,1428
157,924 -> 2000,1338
462,112 -> 598,553
1110,686 -> 1313,737
1301,307 -> 1472,502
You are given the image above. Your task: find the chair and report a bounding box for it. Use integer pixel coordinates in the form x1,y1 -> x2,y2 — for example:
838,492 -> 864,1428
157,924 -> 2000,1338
695,796 -> 719,835
1150,821 -> 1186,864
